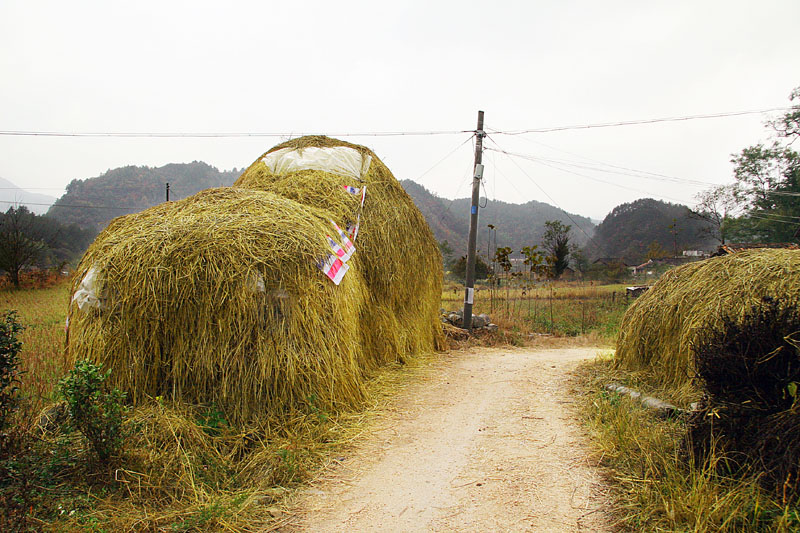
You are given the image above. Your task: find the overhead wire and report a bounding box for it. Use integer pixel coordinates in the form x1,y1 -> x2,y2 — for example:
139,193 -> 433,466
487,124 -> 699,193
485,144 -> 716,188
436,133 -> 478,226
413,134 -> 474,185
0,199 -> 139,210
489,107 -> 792,135
3,106 -> 794,234
485,135 -> 612,256
0,105 -> 790,139
767,190 -> 800,197
486,145 -> 694,205
0,129 -> 472,138
0,187 -> 66,191
748,211 -> 800,221
436,168 -> 474,226
748,213 -> 800,225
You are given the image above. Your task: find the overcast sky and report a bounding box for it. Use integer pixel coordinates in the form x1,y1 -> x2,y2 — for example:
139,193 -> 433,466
1,0 -> 798,220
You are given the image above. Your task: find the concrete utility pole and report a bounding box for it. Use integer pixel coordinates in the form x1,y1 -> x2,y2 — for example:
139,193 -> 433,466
463,111 -> 485,331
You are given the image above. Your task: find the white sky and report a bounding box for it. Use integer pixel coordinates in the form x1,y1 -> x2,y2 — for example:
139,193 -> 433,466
1,0 -> 798,220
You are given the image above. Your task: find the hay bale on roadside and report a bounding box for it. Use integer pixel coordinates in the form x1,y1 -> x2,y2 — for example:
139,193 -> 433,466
615,249 -> 800,386
67,137 -> 443,424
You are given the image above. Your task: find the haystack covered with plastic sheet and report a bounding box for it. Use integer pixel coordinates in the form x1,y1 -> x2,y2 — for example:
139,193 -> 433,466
615,249 -> 800,387
66,136 -> 444,424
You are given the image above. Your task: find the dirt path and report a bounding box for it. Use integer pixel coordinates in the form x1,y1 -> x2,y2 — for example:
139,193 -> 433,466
281,347 -> 611,532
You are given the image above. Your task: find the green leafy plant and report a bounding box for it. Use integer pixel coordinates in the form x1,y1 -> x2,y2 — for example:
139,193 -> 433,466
168,494 -> 248,532
306,393 -> 328,423
276,448 -> 298,479
196,403 -> 227,436
0,310 -> 24,431
58,360 -> 127,463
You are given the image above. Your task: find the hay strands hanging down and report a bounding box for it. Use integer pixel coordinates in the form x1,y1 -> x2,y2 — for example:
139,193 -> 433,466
66,136 -> 445,425
615,248 -> 800,387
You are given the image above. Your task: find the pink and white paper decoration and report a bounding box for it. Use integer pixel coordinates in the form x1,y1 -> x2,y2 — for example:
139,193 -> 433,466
317,254 -> 349,285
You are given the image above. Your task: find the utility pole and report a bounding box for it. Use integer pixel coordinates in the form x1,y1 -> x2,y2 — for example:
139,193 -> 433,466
166,182 -> 170,202
463,111 -> 485,331
668,218 -> 679,257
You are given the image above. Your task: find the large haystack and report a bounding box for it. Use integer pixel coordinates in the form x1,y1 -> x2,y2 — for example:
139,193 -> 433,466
615,249 -> 800,386
67,136 -> 443,424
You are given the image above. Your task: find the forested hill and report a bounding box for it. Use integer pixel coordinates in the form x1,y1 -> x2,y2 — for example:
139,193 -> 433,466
44,163 -> 714,268
400,180 -> 595,258
47,162 -> 241,230
591,198 -> 716,264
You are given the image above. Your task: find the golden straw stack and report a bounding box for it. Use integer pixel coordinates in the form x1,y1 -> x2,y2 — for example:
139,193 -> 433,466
615,249 -> 800,387
67,136 -> 444,424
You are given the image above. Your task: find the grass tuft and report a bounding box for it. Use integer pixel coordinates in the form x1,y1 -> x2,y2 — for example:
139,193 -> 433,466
575,355 -> 800,532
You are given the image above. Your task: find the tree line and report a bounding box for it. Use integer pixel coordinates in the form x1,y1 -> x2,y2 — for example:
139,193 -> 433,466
0,206 -> 95,288
692,87 -> 800,244
444,219 -> 576,282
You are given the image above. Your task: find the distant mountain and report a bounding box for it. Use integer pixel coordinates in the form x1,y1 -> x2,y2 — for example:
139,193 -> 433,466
47,162 -> 241,230
400,180 -> 595,259
44,166 -> 597,263
590,198 -> 717,264
0,177 -> 57,215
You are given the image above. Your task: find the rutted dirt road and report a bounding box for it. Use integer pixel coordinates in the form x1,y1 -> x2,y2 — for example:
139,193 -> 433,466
281,347 -> 611,532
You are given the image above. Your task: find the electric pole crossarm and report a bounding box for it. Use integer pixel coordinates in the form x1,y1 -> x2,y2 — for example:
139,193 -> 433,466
463,110 -> 485,331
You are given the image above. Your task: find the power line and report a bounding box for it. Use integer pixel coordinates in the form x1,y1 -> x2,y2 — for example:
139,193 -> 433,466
483,128 -> 719,186
0,106 -> 790,139
491,107 -> 792,135
414,134 -> 474,185
486,139 -> 800,201
768,191 -> 800,197
0,187 -> 66,191
487,144 -> 694,205
748,213 -> 800,225
486,135 -> 612,257
0,199 -> 138,210
0,129 -> 471,138
437,168 -> 475,226
485,146 -> 715,189
750,211 -> 800,221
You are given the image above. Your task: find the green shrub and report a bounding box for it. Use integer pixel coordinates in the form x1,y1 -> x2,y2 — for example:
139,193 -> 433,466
196,403 -> 227,436
58,361 -> 127,463
0,311 -> 24,431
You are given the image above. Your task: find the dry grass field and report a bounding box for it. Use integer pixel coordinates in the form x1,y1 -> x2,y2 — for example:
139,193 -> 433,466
0,282 -> 70,419
441,280 -> 631,340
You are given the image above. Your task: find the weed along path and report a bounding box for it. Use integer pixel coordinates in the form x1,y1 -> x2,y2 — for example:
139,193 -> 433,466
281,347 -> 611,532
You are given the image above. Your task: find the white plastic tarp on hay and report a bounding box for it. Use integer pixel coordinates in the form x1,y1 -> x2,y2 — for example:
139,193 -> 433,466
261,146 -> 372,180
71,266 -> 103,311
